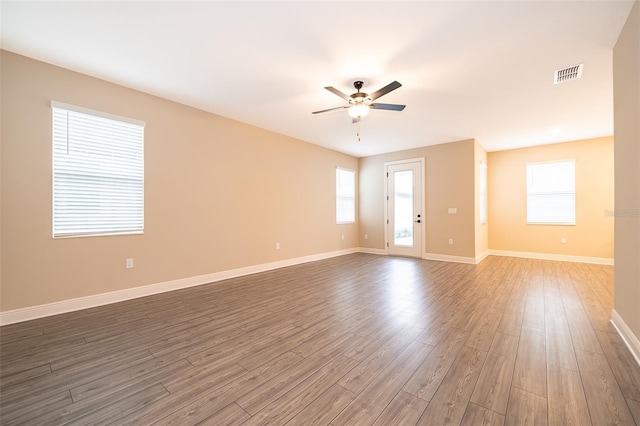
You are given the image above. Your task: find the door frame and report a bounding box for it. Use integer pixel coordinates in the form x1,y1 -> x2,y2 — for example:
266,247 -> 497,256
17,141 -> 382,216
384,157 -> 425,258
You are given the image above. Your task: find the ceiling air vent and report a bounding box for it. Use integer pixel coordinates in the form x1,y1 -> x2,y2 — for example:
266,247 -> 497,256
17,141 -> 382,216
554,64 -> 584,84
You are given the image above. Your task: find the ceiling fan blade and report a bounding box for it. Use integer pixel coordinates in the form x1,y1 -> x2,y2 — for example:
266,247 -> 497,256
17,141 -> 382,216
352,116 -> 361,124
370,103 -> 406,111
324,86 -> 351,101
368,81 -> 402,101
312,106 -> 348,114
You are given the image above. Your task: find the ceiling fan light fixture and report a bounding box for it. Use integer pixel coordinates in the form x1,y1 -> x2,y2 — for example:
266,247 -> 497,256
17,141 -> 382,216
312,80 -> 404,121
349,103 -> 369,118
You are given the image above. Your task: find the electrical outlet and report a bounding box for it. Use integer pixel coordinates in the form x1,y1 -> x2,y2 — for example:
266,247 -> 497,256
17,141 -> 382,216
364,234 -> 368,240
561,237 -> 567,244
341,234 -> 345,241
448,239 -> 454,245
276,242 -> 280,250
126,258 -> 134,269
448,208 -> 457,214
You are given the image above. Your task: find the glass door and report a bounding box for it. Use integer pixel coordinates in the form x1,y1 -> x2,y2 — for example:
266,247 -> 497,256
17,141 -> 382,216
386,160 -> 423,258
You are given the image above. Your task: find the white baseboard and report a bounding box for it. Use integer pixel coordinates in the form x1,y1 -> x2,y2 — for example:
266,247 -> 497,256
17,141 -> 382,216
488,249 -> 614,265
611,310 -> 640,367
475,250 -> 490,264
0,248 -> 358,326
360,248 -> 487,265
423,252 -> 478,264
357,247 -> 387,256
0,246 -> 615,326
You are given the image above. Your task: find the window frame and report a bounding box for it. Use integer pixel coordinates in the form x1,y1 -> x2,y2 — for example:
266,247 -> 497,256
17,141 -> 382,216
479,162 -> 487,225
51,101 -> 145,239
336,167 -> 356,224
526,159 -> 576,226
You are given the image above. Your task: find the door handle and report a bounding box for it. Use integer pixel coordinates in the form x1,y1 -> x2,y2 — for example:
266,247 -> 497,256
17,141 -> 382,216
414,220 -> 421,223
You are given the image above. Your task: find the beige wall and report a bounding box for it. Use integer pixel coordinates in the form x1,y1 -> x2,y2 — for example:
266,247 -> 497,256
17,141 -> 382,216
613,2 -> 640,341
0,51 -> 358,312
488,137 -> 614,259
359,139 -> 480,259
1,38 -> 629,318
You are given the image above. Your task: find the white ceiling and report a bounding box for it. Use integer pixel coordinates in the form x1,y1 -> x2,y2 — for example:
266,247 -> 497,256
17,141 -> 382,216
1,1 -> 634,157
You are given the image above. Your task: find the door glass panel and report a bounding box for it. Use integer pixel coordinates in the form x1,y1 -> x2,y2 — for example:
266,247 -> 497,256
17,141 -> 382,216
394,170 -> 414,246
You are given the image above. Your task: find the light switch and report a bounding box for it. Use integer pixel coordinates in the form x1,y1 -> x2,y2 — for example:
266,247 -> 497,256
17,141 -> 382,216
448,208 -> 457,214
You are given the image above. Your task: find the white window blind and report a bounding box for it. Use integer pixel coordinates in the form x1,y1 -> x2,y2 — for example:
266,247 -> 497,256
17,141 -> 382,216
526,159 -> 575,225
52,101 -> 145,238
336,167 -> 355,223
480,162 -> 487,225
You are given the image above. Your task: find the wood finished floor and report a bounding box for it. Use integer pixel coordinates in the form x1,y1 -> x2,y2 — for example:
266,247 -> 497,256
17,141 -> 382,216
1,254 -> 640,425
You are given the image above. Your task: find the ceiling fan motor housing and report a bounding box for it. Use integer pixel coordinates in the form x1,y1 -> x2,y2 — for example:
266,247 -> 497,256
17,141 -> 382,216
350,81 -> 370,104
350,93 -> 370,104
312,79 -> 404,118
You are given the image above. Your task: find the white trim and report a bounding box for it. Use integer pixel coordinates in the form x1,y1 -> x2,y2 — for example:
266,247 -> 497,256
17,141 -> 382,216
611,310 -> 640,367
384,158 -> 426,258
526,159 -> 576,225
475,250 -> 490,264
361,247 -> 487,264
479,162 -> 487,225
357,247 -> 387,256
50,100 -> 146,127
336,167 -> 356,224
1,246 -> 615,326
423,252 -> 478,264
526,158 -> 577,167
0,248 -> 357,326
383,157 -> 425,167
488,249 -> 614,265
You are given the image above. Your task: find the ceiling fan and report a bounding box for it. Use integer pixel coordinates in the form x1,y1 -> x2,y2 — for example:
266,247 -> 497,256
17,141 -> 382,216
312,80 -> 405,123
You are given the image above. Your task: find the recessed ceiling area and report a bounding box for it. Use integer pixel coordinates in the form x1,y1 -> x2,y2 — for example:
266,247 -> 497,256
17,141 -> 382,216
0,1 -> 634,157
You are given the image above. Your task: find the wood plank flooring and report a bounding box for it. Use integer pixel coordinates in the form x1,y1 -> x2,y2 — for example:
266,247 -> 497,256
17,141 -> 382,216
1,254 -> 639,425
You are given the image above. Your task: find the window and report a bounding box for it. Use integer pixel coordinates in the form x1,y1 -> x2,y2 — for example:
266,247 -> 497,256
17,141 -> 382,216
336,167 -> 355,223
480,162 -> 487,225
52,101 -> 145,238
526,159 -> 575,225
